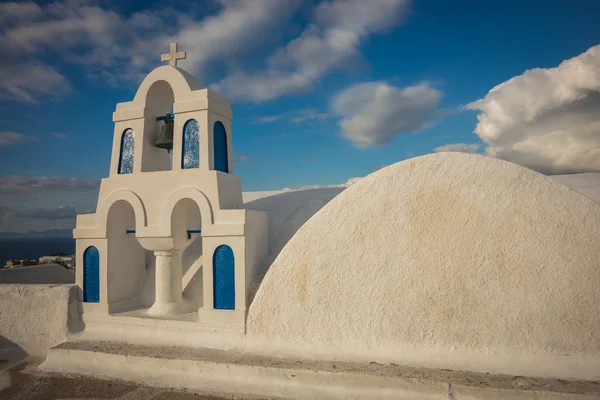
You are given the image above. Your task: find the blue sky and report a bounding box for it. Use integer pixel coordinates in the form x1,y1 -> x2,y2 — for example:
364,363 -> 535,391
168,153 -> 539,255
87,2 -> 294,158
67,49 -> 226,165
1,0 -> 600,232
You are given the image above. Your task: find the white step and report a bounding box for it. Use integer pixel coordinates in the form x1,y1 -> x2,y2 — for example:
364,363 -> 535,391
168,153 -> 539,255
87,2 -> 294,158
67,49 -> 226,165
40,340 -> 600,400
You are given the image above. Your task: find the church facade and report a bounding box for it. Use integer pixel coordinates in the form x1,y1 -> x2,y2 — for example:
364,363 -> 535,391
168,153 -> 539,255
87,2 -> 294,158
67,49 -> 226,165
73,44 -> 267,329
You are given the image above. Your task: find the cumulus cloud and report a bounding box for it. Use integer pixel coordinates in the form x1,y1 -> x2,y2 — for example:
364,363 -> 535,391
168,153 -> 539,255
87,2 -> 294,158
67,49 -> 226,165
468,44 -> 600,174
331,81 -> 442,148
0,175 -> 99,197
434,143 -> 480,153
214,0 -> 411,101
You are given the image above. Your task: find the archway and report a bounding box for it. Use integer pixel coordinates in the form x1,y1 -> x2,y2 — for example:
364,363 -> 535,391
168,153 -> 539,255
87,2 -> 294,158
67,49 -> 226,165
106,200 -> 147,311
213,121 -> 228,173
213,245 -> 235,310
83,246 -> 100,302
142,80 -> 175,172
171,198 -> 203,307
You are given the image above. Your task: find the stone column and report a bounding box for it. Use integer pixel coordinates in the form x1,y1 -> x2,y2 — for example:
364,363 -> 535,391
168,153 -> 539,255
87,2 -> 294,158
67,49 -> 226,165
148,250 -> 194,316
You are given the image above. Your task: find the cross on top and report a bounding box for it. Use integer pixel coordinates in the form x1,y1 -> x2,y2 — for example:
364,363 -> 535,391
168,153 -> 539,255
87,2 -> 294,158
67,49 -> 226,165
161,43 -> 186,67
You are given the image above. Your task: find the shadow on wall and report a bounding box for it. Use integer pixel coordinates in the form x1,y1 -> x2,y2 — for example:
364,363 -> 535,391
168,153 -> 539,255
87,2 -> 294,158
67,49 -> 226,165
244,187 -> 345,297
68,285 -> 85,335
0,336 -> 27,363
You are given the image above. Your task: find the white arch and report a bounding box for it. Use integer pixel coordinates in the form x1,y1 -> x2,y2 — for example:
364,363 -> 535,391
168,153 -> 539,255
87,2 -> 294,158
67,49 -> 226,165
161,187 -> 214,236
133,66 -> 204,104
96,189 -> 147,237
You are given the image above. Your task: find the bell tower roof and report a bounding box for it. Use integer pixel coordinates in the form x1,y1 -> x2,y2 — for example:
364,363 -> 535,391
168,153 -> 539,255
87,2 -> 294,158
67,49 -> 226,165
133,66 -> 205,105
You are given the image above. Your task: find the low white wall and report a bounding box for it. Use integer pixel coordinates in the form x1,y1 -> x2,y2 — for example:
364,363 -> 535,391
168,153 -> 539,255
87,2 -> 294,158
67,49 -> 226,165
0,284 -> 82,357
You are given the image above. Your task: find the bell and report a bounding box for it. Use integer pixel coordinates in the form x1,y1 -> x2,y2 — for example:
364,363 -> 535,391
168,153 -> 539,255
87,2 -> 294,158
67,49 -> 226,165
155,119 -> 174,151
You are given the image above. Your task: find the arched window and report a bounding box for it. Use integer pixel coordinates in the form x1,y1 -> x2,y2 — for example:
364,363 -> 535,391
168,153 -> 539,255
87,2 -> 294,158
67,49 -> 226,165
118,128 -> 135,174
213,121 -> 229,173
83,246 -> 100,302
213,245 -> 234,310
182,119 -> 199,169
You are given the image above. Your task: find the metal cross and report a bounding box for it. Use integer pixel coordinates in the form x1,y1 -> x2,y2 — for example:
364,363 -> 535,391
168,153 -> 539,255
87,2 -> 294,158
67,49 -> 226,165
161,43 -> 186,67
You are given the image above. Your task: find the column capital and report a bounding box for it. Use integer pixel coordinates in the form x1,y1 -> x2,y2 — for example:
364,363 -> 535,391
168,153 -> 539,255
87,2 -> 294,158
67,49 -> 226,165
154,249 -> 182,258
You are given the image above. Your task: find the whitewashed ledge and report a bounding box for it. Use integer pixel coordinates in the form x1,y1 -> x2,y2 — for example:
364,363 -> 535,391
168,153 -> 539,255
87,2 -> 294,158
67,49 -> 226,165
41,340 -> 600,400
0,284 -> 83,359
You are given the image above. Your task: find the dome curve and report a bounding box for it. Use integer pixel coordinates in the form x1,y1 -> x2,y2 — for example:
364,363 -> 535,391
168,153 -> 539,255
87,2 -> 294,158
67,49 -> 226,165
246,152 -> 600,379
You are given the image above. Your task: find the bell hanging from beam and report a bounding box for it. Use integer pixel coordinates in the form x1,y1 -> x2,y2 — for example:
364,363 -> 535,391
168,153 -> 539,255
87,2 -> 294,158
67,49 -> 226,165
155,113 -> 174,151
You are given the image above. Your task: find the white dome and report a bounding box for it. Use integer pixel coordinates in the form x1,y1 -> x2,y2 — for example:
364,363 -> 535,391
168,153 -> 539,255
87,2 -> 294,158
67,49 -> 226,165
247,152 -> 600,380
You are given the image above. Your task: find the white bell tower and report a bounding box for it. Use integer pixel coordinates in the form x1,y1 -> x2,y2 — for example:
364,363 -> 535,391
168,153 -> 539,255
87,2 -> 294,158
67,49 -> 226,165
73,43 -> 268,330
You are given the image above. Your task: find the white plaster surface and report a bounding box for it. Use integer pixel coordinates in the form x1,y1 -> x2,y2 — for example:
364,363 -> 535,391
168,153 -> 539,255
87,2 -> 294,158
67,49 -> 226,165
40,341 -> 600,400
244,187 -> 345,266
0,264 -> 74,284
246,152 -> 600,380
0,284 -> 82,357
549,172 -> 600,203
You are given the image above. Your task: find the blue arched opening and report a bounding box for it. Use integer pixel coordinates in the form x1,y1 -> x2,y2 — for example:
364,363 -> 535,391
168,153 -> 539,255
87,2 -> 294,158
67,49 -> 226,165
213,245 -> 234,310
213,121 -> 229,173
182,119 -> 199,169
83,246 -> 100,303
118,128 -> 135,174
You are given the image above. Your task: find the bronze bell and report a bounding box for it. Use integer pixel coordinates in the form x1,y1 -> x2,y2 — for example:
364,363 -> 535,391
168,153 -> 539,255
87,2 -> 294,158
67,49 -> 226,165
155,114 -> 174,151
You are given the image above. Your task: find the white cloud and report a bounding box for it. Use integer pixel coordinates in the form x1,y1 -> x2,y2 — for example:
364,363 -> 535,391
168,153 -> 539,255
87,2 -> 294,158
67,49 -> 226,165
331,81 -> 442,148
291,109 -> 330,124
0,0 -> 302,101
53,133 -> 68,139
434,143 -> 480,153
254,114 -> 286,124
468,44 -> 600,174
0,132 -> 38,147
0,63 -> 71,103
0,2 -> 42,26
214,0 -> 411,101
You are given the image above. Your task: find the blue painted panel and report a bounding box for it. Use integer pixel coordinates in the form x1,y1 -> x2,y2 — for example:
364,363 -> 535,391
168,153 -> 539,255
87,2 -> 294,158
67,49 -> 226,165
83,246 -> 100,303
118,128 -> 135,174
182,119 -> 200,169
213,121 -> 229,173
213,245 -> 235,310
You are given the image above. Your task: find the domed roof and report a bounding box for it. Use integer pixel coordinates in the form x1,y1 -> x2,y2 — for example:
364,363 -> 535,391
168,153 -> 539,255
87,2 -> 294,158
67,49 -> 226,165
247,152 -> 600,380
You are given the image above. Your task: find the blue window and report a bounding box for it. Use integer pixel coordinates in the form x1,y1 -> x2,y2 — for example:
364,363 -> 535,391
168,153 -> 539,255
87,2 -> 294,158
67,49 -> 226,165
118,128 -> 135,174
182,119 -> 199,169
213,121 -> 229,173
83,246 -> 100,303
213,245 -> 234,310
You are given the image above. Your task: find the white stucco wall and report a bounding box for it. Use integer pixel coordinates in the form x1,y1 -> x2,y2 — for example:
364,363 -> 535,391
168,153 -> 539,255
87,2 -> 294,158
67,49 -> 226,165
246,153 -> 600,380
550,172 -> 600,203
0,284 -> 82,357
244,188 -> 345,267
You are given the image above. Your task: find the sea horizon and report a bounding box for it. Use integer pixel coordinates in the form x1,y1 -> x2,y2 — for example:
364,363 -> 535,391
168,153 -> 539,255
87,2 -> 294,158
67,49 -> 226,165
0,237 -> 76,267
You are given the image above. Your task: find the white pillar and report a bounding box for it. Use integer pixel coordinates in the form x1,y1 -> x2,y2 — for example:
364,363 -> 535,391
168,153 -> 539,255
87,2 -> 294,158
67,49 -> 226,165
148,250 -> 194,316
